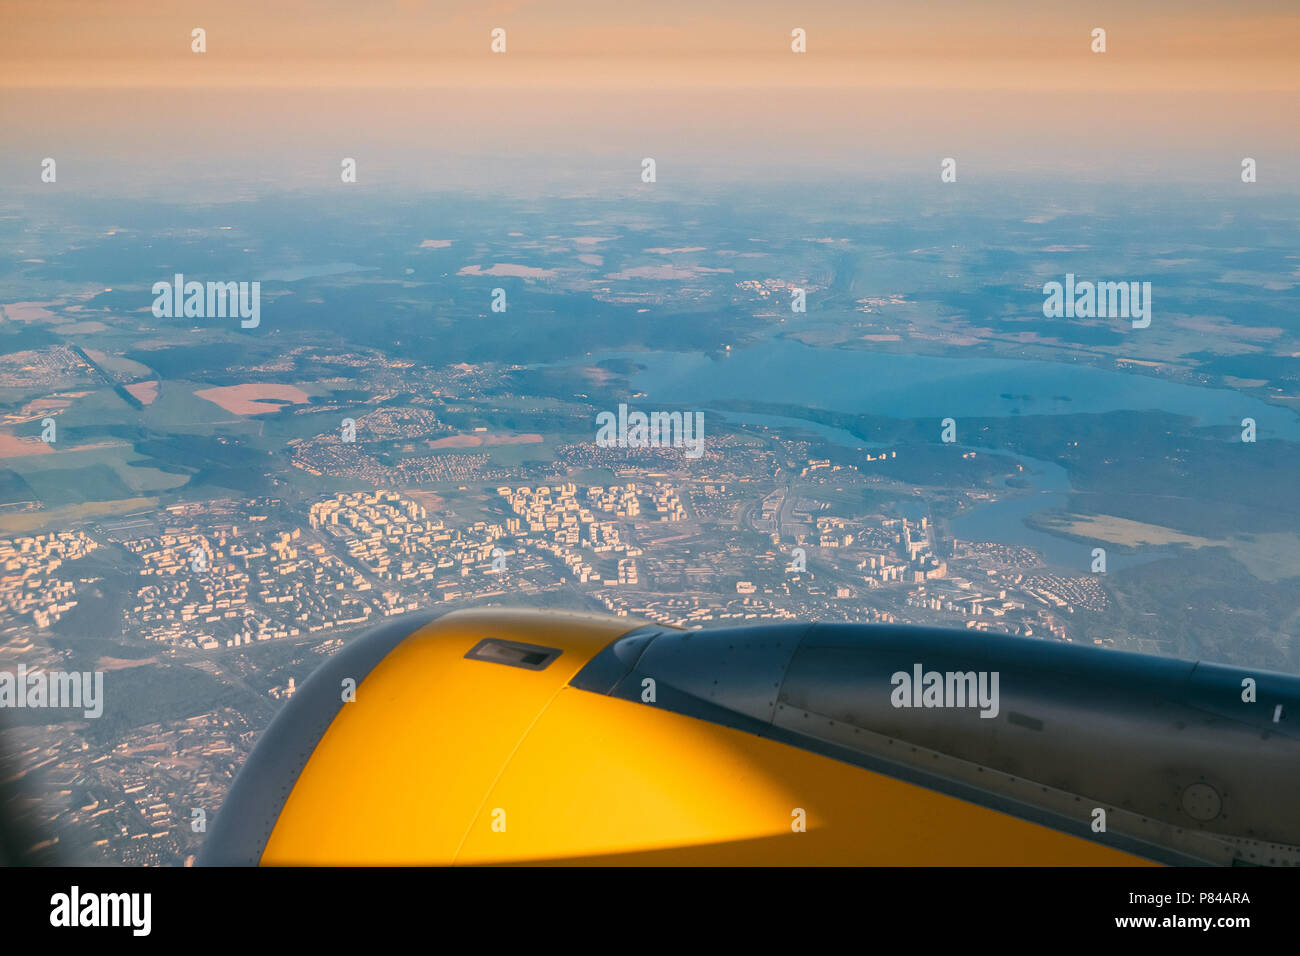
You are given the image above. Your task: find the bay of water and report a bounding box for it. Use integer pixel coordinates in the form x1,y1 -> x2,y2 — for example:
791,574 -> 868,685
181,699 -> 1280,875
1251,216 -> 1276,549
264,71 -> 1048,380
614,340 -> 1300,440
257,262 -> 373,282
571,341 -> 1289,570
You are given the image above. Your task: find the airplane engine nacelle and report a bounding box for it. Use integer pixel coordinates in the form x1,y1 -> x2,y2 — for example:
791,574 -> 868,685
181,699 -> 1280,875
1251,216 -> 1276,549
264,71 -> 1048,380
202,609 -> 1300,866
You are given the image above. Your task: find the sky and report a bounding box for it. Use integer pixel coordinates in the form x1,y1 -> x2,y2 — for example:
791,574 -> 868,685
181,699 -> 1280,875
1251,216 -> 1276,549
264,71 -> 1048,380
1,1 -> 1297,191
3,0 -> 1297,89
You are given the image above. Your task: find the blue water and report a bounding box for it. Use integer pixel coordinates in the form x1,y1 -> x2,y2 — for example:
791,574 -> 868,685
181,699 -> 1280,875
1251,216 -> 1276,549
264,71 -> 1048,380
257,262 -> 373,282
945,449 -> 1169,572
573,340 -> 1286,571
613,340 -> 1300,440
720,411 -> 888,448
722,411 -> 1168,572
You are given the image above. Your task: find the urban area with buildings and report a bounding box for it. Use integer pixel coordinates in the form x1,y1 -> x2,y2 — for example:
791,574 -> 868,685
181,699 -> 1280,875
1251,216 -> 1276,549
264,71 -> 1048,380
0,435 -> 1118,865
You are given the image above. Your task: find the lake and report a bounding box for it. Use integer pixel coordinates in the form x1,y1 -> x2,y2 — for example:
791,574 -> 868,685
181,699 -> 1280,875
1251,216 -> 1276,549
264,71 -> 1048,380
613,340 -> 1300,440
566,340 -> 1286,570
